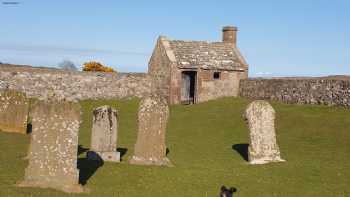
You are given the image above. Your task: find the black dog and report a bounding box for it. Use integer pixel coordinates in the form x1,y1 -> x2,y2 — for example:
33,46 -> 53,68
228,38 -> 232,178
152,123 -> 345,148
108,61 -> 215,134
220,186 -> 237,197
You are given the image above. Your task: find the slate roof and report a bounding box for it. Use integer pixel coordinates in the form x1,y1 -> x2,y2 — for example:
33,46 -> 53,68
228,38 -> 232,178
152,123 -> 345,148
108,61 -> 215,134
168,40 -> 247,71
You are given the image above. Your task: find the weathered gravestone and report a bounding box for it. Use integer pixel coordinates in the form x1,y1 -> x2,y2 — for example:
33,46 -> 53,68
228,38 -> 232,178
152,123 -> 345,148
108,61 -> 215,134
18,101 -> 83,193
244,100 -> 285,164
88,105 -> 120,162
0,89 -> 29,134
129,96 -> 172,166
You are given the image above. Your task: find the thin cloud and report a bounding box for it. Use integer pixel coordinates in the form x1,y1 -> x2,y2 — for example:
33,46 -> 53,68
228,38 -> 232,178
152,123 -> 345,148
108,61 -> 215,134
2,1 -> 20,5
254,72 -> 273,76
0,43 -> 150,57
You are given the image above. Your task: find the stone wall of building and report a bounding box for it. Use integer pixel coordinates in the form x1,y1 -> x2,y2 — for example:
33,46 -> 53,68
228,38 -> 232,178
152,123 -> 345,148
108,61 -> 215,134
148,37 -> 174,100
197,69 -> 246,103
0,64 -> 151,101
169,68 -> 247,104
239,78 -> 350,106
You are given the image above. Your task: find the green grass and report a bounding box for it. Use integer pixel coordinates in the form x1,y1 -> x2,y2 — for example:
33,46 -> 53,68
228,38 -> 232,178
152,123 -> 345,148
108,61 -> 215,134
0,97 -> 349,197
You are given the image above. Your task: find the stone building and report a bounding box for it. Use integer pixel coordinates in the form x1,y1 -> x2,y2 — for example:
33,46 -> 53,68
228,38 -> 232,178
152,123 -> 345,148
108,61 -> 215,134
148,26 -> 248,104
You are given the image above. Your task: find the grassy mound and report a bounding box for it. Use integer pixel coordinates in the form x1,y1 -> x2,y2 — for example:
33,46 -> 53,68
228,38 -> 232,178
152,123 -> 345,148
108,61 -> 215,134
0,97 -> 349,196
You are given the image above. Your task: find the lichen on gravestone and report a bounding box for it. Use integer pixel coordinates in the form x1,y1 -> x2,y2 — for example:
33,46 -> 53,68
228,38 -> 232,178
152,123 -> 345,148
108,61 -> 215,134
129,95 -> 172,166
244,100 -> 285,165
0,89 -> 29,134
18,100 -> 84,193
88,105 -> 120,162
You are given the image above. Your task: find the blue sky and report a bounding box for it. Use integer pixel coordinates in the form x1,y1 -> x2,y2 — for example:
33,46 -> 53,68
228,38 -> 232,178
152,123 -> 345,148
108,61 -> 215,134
0,0 -> 349,76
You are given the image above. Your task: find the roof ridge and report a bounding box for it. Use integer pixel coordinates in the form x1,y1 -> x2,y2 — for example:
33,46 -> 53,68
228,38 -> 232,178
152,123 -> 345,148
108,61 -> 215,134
170,40 -> 219,44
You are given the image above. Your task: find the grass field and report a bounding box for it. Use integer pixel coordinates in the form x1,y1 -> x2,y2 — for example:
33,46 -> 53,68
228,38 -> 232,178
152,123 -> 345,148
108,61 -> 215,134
0,97 -> 349,197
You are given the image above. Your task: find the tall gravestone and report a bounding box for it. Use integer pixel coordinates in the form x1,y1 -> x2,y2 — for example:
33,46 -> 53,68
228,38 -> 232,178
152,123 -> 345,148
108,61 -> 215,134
244,100 -> 285,164
88,105 -> 120,162
129,96 -> 172,166
18,101 -> 83,193
0,90 -> 29,134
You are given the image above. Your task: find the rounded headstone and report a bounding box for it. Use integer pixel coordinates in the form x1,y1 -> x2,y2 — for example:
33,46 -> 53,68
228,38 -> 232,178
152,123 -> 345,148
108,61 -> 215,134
244,100 -> 285,164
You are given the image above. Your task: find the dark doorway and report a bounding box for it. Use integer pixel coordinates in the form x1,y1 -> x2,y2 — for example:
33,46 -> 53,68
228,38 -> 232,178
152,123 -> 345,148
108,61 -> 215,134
181,71 -> 196,104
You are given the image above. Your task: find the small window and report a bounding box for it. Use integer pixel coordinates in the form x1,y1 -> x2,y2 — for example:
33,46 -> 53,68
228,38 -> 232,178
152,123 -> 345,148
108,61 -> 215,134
213,72 -> 221,79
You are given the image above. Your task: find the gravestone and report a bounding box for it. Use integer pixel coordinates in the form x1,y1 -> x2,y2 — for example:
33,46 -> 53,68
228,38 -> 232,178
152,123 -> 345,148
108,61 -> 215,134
88,105 -> 120,162
0,90 -> 29,134
244,100 -> 285,164
129,96 -> 172,166
18,101 -> 83,193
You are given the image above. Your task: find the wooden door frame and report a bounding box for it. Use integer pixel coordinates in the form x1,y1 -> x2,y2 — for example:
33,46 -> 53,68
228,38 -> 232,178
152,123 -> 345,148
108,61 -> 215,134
181,70 -> 197,104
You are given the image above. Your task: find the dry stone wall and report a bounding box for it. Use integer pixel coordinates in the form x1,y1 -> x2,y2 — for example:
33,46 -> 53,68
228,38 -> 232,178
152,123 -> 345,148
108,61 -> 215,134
240,78 -> 350,107
0,64 -> 150,102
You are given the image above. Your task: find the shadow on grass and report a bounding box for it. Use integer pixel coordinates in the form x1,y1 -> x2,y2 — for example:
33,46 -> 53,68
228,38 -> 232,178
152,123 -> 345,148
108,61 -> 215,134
77,151 -> 104,185
26,123 -> 32,134
232,143 -> 249,161
117,147 -> 128,161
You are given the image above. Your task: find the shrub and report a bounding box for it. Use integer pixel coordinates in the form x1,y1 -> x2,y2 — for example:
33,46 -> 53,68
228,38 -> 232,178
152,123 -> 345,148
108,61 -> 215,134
82,61 -> 115,73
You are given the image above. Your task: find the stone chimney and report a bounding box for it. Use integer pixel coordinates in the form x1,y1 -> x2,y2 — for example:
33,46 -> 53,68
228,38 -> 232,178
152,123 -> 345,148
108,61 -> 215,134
222,26 -> 238,48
